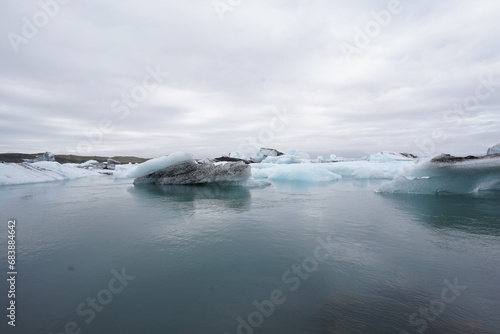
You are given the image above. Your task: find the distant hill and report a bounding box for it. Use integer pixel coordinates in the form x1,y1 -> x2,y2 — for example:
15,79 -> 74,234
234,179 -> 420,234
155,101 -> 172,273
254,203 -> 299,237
0,153 -> 39,163
0,153 -> 149,164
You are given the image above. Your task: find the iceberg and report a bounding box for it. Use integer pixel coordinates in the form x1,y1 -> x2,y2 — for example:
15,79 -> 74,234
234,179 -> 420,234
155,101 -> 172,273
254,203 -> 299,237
228,151 -> 250,160
0,161 -> 98,186
33,151 -> 56,162
261,155 -> 303,164
259,149 -> 313,164
79,160 -> 99,168
487,143 -> 500,155
366,151 -> 418,162
252,158 -> 416,181
253,164 -> 341,182
129,152 -> 251,185
377,154 -> 500,194
251,147 -> 284,163
113,163 -> 138,179
127,152 -> 195,178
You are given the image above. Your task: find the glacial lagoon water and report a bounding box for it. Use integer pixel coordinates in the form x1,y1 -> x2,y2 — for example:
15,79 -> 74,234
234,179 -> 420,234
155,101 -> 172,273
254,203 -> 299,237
0,176 -> 499,334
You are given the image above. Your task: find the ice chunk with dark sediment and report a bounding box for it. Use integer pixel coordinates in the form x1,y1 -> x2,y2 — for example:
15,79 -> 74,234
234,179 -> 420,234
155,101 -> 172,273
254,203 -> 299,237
129,152 -> 251,185
251,147 -> 284,163
377,153 -> 500,194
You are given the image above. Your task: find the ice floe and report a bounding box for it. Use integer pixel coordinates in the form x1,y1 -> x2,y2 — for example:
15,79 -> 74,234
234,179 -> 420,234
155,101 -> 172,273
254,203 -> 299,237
129,152 -> 251,185
0,161 -> 99,186
377,154 -> 500,194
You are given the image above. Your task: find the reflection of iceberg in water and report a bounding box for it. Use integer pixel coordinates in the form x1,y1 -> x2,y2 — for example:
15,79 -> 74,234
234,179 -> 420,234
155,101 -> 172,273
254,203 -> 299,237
379,193 -> 500,236
129,183 -> 252,211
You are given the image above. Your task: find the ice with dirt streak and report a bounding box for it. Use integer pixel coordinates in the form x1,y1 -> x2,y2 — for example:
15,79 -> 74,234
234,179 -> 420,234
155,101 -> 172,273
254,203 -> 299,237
377,155 -> 500,194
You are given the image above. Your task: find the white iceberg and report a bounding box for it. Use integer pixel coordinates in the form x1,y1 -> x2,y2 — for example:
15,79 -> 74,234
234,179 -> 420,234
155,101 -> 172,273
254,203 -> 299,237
79,159 -> 99,167
259,149 -> 313,164
33,151 -> 56,162
251,148 -> 284,163
253,164 -> 341,182
228,151 -> 249,160
0,161 -> 98,186
487,143 -> 500,155
261,155 -> 303,164
366,151 -> 417,162
251,157 -> 416,181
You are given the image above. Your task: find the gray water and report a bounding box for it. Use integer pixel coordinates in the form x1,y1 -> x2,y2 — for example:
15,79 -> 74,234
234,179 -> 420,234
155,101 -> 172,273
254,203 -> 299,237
0,176 -> 499,334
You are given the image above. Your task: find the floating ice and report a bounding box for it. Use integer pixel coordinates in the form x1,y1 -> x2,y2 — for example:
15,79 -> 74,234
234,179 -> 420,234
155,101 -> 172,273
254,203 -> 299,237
253,164 -> 341,182
79,160 -> 99,167
0,162 -> 98,186
260,149 -> 314,164
487,143 -> 500,155
270,167 -> 340,182
130,152 -> 251,185
252,158 -> 416,181
127,152 -> 195,178
261,155 -> 303,164
113,163 -> 138,179
252,163 -> 342,182
366,151 -> 417,162
251,147 -> 284,163
228,151 -> 249,160
377,155 -> 500,194
33,152 -> 56,162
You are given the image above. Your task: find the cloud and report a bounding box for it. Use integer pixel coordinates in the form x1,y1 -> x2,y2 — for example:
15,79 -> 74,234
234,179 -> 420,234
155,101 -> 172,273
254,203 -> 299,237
1,0 -> 499,158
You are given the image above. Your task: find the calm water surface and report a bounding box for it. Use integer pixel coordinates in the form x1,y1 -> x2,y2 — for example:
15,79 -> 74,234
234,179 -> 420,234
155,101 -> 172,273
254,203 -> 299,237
0,176 -> 499,334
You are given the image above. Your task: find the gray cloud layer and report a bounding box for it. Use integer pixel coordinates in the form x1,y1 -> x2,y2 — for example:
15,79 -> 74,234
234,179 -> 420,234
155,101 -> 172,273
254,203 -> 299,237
1,0 -> 499,158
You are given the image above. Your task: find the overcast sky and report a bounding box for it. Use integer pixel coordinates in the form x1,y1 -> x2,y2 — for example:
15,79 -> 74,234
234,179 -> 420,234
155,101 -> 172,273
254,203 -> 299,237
1,0 -> 499,158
